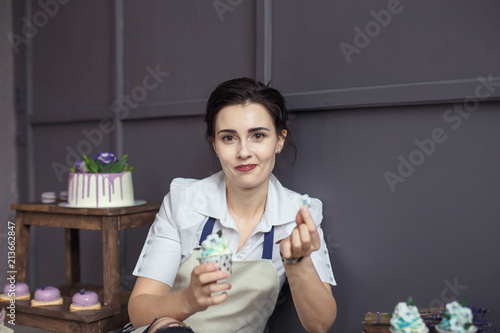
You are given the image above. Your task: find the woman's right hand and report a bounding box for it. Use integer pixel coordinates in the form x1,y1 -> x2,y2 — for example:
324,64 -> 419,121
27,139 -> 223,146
185,263 -> 231,313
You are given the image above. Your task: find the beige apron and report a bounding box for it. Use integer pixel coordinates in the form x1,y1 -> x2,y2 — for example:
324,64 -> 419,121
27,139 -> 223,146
132,218 -> 280,333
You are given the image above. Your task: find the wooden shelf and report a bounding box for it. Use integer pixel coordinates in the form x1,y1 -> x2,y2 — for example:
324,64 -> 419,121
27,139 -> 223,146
0,297 -> 128,332
9,201 -> 161,332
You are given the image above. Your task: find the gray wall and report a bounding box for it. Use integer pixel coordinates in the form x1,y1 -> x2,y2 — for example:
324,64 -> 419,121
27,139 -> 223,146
0,0 -> 17,285
7,1 -> 500,332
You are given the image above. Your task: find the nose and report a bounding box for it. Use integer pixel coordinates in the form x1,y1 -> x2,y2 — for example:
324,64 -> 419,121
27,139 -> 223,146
237,141 -> 251,159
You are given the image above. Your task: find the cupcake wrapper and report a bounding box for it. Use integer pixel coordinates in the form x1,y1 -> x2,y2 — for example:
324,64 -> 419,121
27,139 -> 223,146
198,254 -> 232,275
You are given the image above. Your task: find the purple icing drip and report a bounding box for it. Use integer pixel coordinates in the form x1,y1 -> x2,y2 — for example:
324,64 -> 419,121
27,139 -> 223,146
87,174 -> 91,198
75,174 -> 79,205
96,175 -> 99,208
68,173 -> 74,203
68,172 -> 127,207
81,174 -> 85,200
105,173 -> 124,203
108,175 -> 113,203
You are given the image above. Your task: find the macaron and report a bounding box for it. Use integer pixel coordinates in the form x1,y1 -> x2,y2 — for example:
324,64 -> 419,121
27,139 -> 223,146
41,192 -> 56,203
69,289 -> 101,311
0,281 -> 31,301
31,286 -> 63,307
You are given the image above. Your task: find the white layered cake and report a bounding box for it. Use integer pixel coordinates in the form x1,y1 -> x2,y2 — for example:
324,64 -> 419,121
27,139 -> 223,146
67,171 -> 134,208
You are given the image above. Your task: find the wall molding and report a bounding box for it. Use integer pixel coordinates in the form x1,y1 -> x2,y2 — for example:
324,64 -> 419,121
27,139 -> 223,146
29,76 -> 500,125
285,76 -> 500,111
256,0 -> 272,84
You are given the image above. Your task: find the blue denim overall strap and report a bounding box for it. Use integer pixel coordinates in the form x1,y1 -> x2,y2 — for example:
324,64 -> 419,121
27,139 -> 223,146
199,217 -> 275,260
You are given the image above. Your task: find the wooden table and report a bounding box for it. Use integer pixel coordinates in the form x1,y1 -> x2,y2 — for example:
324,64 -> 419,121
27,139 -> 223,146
3,201 -> 161,333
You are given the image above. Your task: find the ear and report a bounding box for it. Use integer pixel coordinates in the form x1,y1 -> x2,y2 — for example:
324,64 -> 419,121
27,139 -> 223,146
211,137 -> 218,156
277,129 -> 287,152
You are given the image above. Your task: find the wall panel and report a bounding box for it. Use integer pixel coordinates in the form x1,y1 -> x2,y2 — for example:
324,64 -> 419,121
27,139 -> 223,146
32,0 -> 114,113
123,0 -> 256,116
33,122 -> 114,195
123,116 -> 216,202
272,0 -> 500,109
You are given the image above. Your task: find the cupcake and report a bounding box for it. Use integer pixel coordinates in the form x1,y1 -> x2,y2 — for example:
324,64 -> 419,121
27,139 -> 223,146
0,282 -> 30,301
198,230 -> 232,275
69,289 -> 101,311
31,286 -> 63,307
390,301 -> 429,333
435,301 -> 477,333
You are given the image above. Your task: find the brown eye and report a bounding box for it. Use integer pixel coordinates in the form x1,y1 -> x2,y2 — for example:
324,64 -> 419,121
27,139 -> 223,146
253,132 -> 266,140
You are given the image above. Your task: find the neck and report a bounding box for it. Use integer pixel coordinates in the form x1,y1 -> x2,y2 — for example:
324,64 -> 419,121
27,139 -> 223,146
225,178 -> 269,223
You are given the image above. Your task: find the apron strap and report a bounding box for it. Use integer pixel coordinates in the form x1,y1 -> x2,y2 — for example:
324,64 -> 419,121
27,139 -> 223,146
262,226 -> 274,260
199,217 -> 275,260
199,217 -> 216,246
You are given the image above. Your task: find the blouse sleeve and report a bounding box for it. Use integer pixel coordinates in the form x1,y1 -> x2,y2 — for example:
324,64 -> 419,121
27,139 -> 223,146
132,192 -> 182,287
308,198 -> 337,286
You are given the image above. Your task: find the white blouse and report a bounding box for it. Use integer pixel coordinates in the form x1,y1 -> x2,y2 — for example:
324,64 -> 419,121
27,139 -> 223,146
133,171 -> 336,289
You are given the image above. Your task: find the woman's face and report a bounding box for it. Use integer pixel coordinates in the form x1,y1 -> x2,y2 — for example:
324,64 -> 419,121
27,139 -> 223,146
212,103 -> 286,192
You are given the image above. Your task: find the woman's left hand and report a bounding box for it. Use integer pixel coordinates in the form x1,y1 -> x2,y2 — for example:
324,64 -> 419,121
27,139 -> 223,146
280,206 -> 321,260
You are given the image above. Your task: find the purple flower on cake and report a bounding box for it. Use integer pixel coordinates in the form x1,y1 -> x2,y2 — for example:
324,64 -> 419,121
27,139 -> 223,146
94,152 -> 118,165
74,158 -> 88,173
70,152 -> 133,174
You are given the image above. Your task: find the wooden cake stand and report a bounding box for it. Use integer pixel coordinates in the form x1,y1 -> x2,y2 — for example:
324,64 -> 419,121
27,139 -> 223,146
2,201 -> 161,333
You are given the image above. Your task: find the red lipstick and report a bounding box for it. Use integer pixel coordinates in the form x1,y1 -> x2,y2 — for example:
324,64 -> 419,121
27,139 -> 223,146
235,164 -> 256,172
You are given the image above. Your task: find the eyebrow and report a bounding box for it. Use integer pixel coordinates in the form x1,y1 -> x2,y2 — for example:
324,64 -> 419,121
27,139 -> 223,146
217,127 -> 271,135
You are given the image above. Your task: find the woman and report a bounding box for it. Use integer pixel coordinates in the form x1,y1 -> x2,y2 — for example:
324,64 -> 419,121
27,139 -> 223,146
128,78 -> 337,333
